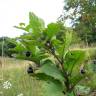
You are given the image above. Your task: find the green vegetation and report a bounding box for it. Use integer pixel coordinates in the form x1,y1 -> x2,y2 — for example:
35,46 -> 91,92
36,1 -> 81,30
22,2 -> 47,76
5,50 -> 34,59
63,0 -> 96,44
1,48 -> 96,96
10,12 -> 96,95
1,58 -> 43,96
0,37 -> 16,57
0,0 -> 96,96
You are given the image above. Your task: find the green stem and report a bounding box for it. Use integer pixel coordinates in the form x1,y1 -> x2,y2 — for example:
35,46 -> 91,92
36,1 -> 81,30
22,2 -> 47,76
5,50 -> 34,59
45,47 -> 72,93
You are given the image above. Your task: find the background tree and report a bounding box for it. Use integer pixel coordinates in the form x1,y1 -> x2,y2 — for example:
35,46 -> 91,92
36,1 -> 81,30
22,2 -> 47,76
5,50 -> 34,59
0,37 -> 16,57
63,0 -> 96,45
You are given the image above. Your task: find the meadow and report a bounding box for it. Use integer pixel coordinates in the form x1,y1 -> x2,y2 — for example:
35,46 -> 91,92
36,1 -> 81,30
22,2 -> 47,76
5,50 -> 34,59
0,57 -> 43,96
0,47 -> 96,96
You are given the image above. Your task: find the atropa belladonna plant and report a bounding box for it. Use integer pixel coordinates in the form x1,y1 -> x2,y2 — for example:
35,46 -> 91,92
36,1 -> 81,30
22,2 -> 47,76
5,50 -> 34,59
13,12 -> 89,96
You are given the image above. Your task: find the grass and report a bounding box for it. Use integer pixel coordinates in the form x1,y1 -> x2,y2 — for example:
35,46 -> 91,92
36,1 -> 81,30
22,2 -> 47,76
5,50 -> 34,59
0,57 -> 43,96
0,47 -> 96,96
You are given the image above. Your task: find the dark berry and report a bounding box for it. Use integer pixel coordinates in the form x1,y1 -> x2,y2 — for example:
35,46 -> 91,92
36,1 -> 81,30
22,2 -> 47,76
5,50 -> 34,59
62,91 -> 65,94
80,69 -> 85,74
26,51 -> 31,57
45,40 -> 51,48
27,65 -> 33,74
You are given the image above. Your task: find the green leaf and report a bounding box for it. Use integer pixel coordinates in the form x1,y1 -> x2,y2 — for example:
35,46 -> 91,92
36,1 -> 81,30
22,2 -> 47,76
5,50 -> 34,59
70,73 -> 86,87
53,32 -> 72,58
67,91 -> 75,96
20,39 -> 36,54
64,50 -> 86,73
35,60 -> 65,82
42,80 -> 64,96
12,42 -> 26,52
45,23 -> 61,39
28,12 -> 45,32
14,12 -> 45,35
75,85 -> 90,95
19,23 -> 25,26
33,73 -> 64,96
61,32 -> 72,59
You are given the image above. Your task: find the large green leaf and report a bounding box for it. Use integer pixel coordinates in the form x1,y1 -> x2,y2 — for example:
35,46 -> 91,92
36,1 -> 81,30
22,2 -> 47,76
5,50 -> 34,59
45,23 -> 61,39
28,12 -> 45,32
75,85 -> 90,95
63,32 -> 72,57
33,73 -> 64,96
35,60 -> 65,82
42,80 -> 64,96
52,32 -> 72,59
12,42 -> 26,53
70,73 -> 86,87
14,12 -> 45,36
64,50 -> 86,74
20,39 -> 36,54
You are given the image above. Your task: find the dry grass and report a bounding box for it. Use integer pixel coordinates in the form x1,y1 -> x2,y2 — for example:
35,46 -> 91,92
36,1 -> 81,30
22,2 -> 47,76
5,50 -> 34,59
0,57 -> 43,96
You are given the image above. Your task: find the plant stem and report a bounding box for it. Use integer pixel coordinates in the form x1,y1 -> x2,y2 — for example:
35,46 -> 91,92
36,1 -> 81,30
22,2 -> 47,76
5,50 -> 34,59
45,47 -> 72,93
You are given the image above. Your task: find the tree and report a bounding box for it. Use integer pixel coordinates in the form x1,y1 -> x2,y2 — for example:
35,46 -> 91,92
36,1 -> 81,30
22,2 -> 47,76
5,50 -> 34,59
63,0 -> 96,44
13,12 -> 89,95
0,37 -> 16,57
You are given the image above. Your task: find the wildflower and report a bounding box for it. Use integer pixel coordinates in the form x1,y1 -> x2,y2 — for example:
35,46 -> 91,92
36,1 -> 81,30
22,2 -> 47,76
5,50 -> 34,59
17,93 -> 23,96
3,81 -> 12,89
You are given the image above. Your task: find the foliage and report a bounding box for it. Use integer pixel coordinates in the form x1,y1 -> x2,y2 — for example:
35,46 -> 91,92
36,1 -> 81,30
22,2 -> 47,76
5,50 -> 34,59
0,37 -> 16,57
13,12 -> 88,95
75,85 -> 91,95
63,0 -> 96,44
2,57 -> 43,96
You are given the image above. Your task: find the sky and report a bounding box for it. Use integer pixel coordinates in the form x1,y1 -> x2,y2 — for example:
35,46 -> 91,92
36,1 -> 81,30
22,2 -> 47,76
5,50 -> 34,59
0,0 -> 64,37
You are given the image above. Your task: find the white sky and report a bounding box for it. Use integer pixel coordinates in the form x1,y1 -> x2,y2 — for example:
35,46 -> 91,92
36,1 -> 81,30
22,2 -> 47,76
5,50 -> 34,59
0,0 -> 64,37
